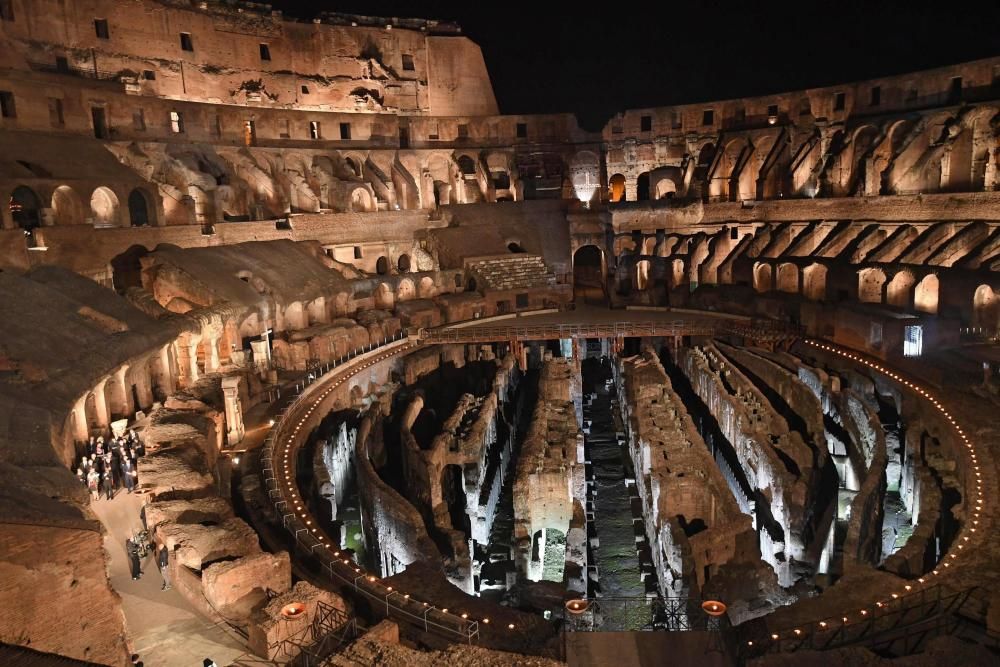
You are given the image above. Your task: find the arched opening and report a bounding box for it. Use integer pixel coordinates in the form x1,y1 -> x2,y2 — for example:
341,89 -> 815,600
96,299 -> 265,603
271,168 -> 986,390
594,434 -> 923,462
128,188 -> 152,227
776,263 -> 799,293
753,262 -> 773,293
457,155 -> 476,176
344,156 -> 361,178
418,276 -> 435,298
573,245 -> 606,305
886,270 -> 916,308
349,187 -> 374,212
636,172 -> 651,201
802,263 -> 828,301
10,185 -> 41,232
51,185 -> 85,225
972,285 -> 999,334
375,283 -> 394,309
635,259 -> 652,290
507,241 -> 526,253
858,268 -> 887,303
375,256 -> 389,276
111,245 -> 150,293
654,178 -> 677,199
529,527 -> 566,582
608,174 -> 626,202
914,274 -> 939,314
90,186 -> 120,227
396,278 -> 416,302
397,254 -> 411,273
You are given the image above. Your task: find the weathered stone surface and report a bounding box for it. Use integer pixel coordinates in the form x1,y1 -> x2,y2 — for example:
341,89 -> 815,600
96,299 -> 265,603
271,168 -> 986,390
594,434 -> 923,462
202,550 -> 291,620
247,581 -> 348,661
143,497 -> 234,531
328,636 -> 566,667
156,517 -> 260,571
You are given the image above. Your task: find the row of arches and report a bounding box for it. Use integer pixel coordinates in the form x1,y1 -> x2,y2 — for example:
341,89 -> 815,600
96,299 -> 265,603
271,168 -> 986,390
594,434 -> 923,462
8,184 -> 153,230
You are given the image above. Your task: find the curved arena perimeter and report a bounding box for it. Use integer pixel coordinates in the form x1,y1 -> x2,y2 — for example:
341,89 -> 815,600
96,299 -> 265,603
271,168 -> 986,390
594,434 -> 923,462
0,3 -> 999,666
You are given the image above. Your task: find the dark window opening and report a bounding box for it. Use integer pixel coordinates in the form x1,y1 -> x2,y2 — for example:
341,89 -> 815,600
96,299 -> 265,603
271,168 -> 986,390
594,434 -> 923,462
339,122 -> 351,140
730,227 -> 739,240
91,106 -> 107,139
310,121 -> 321,139
259,44 -> 271,61
834,92 -> 846,111
671,111 -> 681,129
948,76 -> 963,103
640,115 -> 652,132
48,98 -> 64,127
301,85 -> 309,94
457,123 -> 469,139
399,126 -> 409,149
702,109 -> 714,126
799,97 -> 811,115
0,1 -> 13,21
55,56 -> 69,72
516,122 -> 527,138
397,254 -> 411,272
279,119 -> 290,138
94,18 -> 109,39
143,69 -> 156,80
353,246 -> 362,259
767,104 -> 778,117
870,85 -> 881,106
734,106 -> 746,123
402,54 -> 415,71
0,90 -> 16,118
180,32 -> 193,52
507,242 -> 525,253
516,293 -> 529,309
128,189 -> 150,227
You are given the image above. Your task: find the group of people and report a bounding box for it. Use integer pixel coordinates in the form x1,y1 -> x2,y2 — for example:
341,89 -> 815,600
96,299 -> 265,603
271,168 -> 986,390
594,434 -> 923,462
75,430 -> 146,501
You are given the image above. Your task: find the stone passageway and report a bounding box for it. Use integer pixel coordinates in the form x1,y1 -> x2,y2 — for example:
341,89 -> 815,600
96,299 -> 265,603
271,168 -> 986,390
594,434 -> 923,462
582,357 -> 648,625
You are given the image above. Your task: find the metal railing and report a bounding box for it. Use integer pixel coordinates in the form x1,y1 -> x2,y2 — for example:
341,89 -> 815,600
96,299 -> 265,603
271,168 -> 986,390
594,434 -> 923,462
269,600 -> 358,666
258,332 -> 480,647
420,317 -> 802,344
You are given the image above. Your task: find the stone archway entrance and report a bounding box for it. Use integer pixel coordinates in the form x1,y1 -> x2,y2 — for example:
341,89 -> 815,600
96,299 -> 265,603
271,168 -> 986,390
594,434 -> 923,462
573,245 -> 607,306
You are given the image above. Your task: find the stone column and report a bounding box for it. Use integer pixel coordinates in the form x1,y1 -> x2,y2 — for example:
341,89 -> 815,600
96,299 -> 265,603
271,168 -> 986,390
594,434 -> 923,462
205,335 -> 221,373
72,397 -> 89,443
221,375 -> 245,446
92,379 -> 110,429
187,340 -> 201,382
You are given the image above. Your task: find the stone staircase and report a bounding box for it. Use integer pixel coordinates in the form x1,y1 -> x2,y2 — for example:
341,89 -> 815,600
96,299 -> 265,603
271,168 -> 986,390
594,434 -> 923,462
467,254 -> 557,291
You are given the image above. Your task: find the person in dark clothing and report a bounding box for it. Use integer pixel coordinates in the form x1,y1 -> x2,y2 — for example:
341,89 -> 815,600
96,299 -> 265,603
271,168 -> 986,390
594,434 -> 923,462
121,458 -> 135,493
111,448 -> 122,490
126,538 -> 141,580
158,544 -> 171,590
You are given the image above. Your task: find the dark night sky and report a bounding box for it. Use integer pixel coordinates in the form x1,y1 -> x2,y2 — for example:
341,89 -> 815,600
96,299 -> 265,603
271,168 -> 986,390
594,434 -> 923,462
269,1 -> 1000,130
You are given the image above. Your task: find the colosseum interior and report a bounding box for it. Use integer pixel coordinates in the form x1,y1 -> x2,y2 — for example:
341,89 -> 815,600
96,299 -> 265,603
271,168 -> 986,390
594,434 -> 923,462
0,2 -> 999,666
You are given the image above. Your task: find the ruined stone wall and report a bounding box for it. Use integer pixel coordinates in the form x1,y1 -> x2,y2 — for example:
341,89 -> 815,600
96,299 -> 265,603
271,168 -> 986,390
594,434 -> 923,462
618,350 -> 753,598
512,357 -> 584,584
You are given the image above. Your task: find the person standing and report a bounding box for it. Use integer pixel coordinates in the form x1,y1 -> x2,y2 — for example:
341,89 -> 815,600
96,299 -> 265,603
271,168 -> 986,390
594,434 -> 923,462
126,538 -> 142,580
158,544 -> 171,591
102,471 -> 114,500
122,458 -> 137,494
87,468 -> 100,500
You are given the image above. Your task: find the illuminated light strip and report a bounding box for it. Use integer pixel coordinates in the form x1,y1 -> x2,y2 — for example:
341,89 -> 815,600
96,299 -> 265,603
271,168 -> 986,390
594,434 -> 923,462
753,339 -> 988,645
265,341 -> 494,633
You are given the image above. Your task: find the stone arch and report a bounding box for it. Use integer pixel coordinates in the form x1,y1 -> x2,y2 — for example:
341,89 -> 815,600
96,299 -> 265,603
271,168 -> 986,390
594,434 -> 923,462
608,174 -> 626,202
636,172 -> 651,201
111,245 -> 150,293
858,267 -> 887,303
283,301 -> 306,330
802,263 -> 827,301
712,138 -> 750,201
52,185 -> 85,225
972,285 -> 999,332
418,276 -> 435,298
776,262 -> 799,294
10,185 -> 42,231
635,259 -> 652,290
654,178 -> 677,199
753,262 -> 772,292
456,155 -> 476,175
670,258 -> 685,289
343,155 -> 363,178
396,278 -> 416,302
375,256 -> 389,275
914,273 -> 939,314
886,269 -> 916,308
375,283 -> 394,309
127,188 -> 153,227
347,185 -> 375,212
307,297 -> 327,325
90,186 -> 121,227
104,373 -> 129,421
397,253 -> 411,273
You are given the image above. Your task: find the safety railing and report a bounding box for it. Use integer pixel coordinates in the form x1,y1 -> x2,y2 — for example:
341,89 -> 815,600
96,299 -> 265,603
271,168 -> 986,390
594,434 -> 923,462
564,597 -> 732,634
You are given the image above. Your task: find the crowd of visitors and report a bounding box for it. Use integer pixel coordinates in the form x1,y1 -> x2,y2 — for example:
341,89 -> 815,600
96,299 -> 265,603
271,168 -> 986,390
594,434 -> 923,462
75,429 -> 145,501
